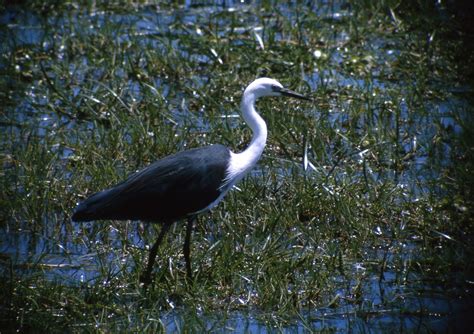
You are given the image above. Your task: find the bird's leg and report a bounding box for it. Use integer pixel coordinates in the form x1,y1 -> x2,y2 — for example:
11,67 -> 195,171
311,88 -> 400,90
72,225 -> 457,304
140,222 -> 171,286
183,216 -> 195,281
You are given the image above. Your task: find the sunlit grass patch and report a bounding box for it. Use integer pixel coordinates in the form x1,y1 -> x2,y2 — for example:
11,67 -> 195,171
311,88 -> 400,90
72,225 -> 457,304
1,1 -> 473,332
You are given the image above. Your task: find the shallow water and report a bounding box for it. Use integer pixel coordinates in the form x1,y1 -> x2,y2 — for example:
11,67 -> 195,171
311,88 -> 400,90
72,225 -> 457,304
1,1 -> 473,332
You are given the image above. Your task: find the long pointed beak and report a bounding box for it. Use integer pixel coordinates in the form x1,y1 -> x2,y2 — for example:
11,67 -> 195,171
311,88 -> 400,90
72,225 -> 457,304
279,87 -> 311,101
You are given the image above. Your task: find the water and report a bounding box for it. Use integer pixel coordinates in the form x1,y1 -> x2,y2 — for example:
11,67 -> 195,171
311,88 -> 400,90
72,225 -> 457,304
1,217 -> 472,331
1,1 -> 473,332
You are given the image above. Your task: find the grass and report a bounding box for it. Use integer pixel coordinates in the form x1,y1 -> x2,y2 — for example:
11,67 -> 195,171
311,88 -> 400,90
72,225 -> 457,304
1,1 -> 474,332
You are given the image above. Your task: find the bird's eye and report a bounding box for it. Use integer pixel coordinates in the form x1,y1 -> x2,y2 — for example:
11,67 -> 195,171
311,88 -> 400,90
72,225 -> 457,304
271,85 -> 281,92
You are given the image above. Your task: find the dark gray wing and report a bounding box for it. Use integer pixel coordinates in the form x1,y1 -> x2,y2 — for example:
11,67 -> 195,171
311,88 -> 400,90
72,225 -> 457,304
72,144 -> 230,222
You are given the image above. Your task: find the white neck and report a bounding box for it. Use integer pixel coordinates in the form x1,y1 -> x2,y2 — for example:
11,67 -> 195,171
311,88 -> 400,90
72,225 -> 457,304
221,91 -> 268,190
239,92 -> 268,164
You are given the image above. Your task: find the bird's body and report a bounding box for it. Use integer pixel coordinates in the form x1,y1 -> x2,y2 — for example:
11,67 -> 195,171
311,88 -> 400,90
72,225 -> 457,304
72,78 -> 309,284
72,144 -> 231,222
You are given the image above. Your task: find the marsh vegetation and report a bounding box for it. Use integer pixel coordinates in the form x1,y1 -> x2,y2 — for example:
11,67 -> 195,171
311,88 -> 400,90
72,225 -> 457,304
1,1 -> 473,332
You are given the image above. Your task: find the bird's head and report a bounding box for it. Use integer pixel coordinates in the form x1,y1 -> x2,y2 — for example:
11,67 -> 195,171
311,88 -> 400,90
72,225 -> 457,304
244,77 -> 310,101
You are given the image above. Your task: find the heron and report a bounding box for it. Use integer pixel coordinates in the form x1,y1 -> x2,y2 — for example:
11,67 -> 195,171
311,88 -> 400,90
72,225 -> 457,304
72,77 -> 310,284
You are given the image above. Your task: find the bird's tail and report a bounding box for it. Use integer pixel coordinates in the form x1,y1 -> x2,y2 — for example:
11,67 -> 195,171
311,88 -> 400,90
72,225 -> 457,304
71,202 -> 95,222
71,188 -> 117,222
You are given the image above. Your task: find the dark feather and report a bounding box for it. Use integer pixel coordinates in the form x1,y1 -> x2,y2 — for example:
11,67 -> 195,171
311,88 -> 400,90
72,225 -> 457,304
72,144 -> 230,222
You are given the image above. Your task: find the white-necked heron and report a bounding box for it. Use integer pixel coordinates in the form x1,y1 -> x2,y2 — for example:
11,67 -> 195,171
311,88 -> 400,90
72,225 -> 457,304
72,77 -> 310,284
